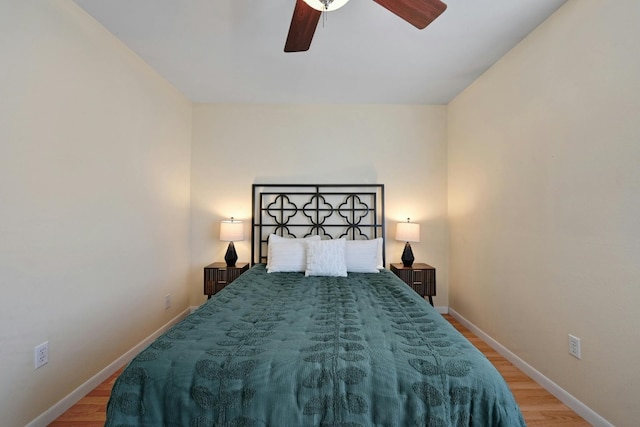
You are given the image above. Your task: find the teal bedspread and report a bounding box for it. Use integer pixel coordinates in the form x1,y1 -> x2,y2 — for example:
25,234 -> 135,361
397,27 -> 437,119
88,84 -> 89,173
106,265 -> 525,426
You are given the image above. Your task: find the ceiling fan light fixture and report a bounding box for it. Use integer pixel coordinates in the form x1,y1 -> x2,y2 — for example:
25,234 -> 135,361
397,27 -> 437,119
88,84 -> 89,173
302,0 -> 350,12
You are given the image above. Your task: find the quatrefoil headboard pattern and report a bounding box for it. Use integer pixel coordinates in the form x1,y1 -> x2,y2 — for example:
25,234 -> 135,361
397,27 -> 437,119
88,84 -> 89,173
251,184 -> 385,266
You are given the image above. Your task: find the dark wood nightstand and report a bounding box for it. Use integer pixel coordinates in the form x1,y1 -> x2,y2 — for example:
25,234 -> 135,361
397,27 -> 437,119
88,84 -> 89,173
390,263 -> 436,306
204,262 -> 249,298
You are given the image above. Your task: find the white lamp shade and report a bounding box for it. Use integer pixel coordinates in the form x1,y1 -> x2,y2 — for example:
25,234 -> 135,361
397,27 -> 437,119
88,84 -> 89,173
303,0 -> 350,12
396,221 -> 420,243
220,220 -> 244,242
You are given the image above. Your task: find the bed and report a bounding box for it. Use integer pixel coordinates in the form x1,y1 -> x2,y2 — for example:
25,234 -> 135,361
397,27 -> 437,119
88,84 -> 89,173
105,184 -> 525,426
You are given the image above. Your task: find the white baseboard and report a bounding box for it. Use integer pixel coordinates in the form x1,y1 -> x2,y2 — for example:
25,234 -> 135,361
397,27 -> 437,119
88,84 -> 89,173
26,307 -> 191,427
448,308 -> 613,427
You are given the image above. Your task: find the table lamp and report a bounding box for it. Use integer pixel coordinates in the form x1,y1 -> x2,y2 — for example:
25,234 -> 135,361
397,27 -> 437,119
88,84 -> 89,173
220,217 -> 244,266
395,218 -> 420,267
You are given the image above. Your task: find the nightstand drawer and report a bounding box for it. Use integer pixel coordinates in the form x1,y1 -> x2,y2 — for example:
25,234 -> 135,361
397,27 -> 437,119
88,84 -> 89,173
212,268 -> 228,284
407,269 -> 435,296
204,268 -> 227,294
390,262 -> 436,305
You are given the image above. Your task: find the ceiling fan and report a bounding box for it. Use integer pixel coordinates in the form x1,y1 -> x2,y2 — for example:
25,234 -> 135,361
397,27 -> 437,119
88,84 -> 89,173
284,0 -> 447,52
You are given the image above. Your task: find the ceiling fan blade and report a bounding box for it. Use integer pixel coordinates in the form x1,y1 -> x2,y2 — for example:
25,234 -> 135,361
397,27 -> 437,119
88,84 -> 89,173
285,0 -> 322,52
373,0 -> 447,29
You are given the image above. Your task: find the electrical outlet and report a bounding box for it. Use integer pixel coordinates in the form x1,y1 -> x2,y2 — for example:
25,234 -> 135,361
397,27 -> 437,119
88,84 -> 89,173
165,294 -> 171,309
34,341 -> 49,369
568,334 -> 581,359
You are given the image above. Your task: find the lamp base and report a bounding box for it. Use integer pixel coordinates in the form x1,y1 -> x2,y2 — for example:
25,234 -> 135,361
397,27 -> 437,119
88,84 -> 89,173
224,242 -> 238,267
401,242 -> 414,267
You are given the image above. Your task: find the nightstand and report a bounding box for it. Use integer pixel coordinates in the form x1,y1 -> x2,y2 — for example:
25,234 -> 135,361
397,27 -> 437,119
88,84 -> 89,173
204,262 -> 249,298
390,263 -> 436,306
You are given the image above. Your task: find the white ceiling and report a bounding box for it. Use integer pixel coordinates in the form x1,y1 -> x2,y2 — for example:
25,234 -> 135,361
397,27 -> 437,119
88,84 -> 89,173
73,0 -> 566,104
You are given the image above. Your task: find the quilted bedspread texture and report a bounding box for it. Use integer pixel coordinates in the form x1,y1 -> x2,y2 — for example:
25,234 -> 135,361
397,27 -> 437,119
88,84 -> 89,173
105,265 -> 525,427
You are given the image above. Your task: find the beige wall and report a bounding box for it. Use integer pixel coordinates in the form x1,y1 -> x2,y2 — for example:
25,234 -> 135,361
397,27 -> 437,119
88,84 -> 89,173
190,104 -> 449,306
447,0 -> 640,425
0,2 -> 192,426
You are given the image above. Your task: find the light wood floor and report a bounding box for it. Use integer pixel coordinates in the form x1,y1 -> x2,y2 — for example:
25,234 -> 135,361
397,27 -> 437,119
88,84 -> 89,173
50,314 -> 590,426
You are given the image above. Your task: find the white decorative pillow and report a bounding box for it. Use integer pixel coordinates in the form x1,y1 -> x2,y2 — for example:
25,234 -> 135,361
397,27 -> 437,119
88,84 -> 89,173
266,234 -> 320,273
345,238 -> 383,273
305,238 -> 348,277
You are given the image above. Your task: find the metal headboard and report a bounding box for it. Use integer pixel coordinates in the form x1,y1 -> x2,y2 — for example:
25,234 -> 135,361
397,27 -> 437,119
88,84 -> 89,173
252,184 -> 385,265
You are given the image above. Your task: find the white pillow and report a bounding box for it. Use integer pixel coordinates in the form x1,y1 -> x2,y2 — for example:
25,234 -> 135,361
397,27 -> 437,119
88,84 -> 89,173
266,234 -> 297,269
305,238 -> 347,277
345,238 -> 384,273
266,234 -> 320,273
